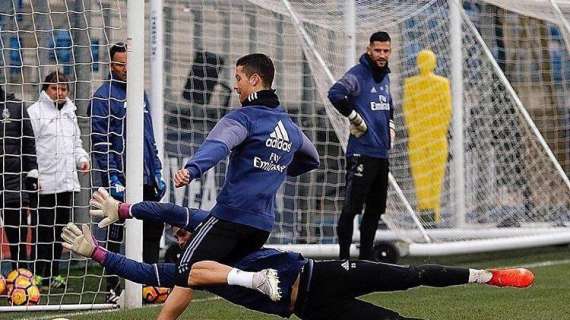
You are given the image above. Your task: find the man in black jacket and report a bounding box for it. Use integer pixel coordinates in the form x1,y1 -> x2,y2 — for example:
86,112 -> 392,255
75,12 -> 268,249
0,86 -> 38,270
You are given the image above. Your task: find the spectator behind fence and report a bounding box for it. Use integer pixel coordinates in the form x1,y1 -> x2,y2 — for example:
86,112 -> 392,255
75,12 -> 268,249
28,71 -> 90,288
89,42 -> 165,303
0,85 -> 39,271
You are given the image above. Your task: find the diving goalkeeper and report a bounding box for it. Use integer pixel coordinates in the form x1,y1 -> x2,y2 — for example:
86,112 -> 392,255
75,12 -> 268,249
62,188 -> 534,320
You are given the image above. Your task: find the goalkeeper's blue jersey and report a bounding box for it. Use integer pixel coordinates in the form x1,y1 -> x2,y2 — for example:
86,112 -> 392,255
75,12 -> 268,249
183,90 -> 320,232
103,248 -> 307,318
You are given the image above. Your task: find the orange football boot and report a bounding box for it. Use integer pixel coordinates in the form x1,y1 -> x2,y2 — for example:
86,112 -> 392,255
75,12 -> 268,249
487,268 -> 534,288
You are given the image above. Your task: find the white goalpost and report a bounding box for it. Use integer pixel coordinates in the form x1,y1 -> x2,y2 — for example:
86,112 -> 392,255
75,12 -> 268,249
2,0 -> 570,312
124,0 -> 144,310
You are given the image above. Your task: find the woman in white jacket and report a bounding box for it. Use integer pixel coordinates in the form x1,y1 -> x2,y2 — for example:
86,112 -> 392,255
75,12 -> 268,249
28,71 -> 90,288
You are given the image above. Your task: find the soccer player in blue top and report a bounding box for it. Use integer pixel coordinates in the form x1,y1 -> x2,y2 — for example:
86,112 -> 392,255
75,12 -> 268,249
170,53 -> 320,316
63,188 -> 535,320
328,31 -> 396,261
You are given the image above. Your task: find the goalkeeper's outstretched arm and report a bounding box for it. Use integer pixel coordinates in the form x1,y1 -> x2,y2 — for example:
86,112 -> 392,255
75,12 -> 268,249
90,187 -> 208,231
123,202 -> 207,231
61,223 -> 177,287
104,250 -> 177,287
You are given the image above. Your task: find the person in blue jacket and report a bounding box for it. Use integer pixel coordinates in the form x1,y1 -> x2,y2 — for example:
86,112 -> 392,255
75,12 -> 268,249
169,53 -> 320,318
328,31 -> 396,261
61,188 -> 535,320
89,42 -> 167,302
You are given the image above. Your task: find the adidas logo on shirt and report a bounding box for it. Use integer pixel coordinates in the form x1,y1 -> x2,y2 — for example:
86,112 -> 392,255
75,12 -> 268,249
266,120 -> 292,152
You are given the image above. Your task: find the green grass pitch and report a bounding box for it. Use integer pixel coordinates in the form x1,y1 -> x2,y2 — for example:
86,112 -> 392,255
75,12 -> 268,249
3,246 -> 569,320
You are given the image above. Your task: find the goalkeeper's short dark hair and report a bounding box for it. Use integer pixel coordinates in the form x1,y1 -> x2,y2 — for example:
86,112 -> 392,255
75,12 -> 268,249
42,71 -> 70,91
110,42 -> 127,61
236,53 -> 275,88
370,31 -> 391,44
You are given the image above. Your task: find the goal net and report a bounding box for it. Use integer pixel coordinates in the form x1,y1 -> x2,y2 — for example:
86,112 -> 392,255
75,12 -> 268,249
0,0 -> 124,311
1,0 -> 570,311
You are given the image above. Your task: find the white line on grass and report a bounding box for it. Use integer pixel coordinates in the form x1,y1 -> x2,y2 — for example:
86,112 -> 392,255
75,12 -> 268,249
25,296 -> 222,320
517,258 -> 570,269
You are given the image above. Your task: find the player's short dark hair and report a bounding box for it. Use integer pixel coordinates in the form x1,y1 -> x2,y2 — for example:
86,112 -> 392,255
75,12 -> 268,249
236,53 -> 274,88
370,31 -> 391,44
110,42 -> 127,61
42,71 -> 69,91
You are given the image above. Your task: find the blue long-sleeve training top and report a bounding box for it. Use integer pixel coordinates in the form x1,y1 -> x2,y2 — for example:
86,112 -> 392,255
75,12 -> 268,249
183,90 -> 319,232
328,54 -> 394,159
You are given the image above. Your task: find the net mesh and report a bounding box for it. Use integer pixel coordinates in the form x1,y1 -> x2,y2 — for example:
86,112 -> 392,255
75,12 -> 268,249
0,0 -> 124,307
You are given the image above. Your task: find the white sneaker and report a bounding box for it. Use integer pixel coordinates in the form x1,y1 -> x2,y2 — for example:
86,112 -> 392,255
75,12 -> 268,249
252,269 -> 282,302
